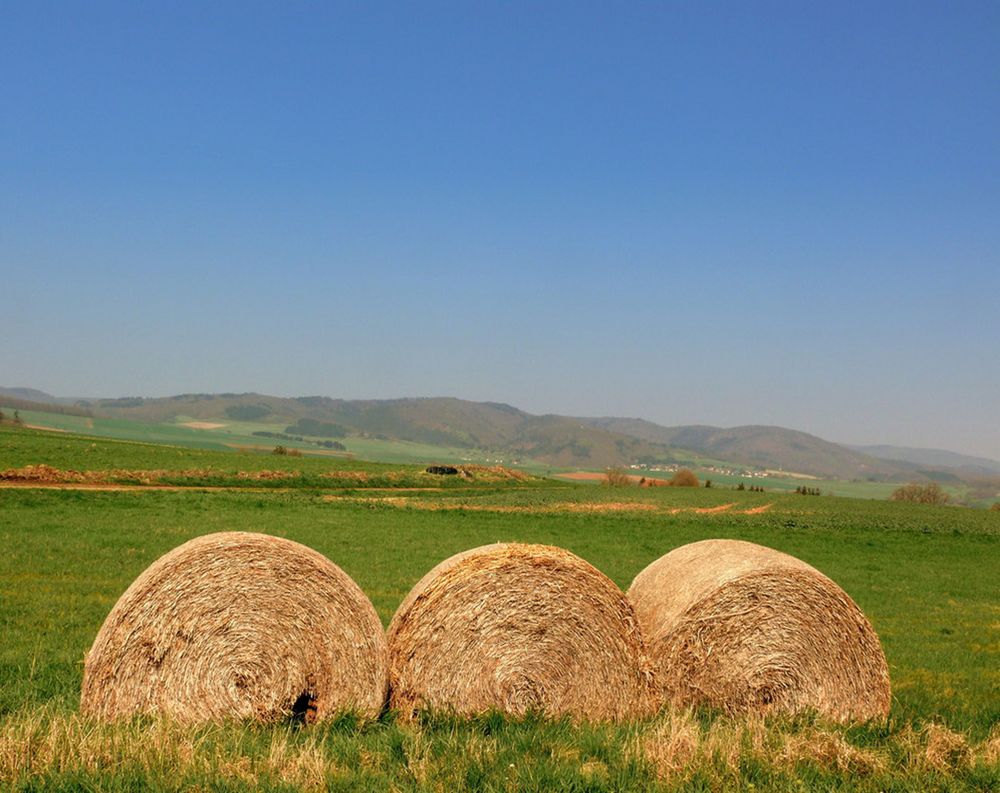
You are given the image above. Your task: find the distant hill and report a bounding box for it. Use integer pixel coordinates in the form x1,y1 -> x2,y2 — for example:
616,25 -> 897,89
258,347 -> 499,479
0,387 -> 63,404
581,418 -> 909,480
0,392 -> 92,418
849,444 -> 1000,476
82,393 -> 685,468
6,386 -> 979,479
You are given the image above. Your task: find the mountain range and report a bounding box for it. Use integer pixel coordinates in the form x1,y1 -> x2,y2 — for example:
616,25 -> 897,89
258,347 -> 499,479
3,386 -> 997,481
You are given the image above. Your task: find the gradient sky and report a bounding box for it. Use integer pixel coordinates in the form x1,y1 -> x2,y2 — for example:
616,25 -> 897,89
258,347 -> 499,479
2,2 -> 998,458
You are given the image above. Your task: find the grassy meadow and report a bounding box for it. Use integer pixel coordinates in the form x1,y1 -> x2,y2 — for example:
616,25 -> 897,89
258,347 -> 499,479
8,408 -> 536,468
1,425 -> 998,790
12,407 -> 952,500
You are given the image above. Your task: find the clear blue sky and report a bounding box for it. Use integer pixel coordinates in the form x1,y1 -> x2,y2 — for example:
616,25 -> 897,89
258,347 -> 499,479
2,2 -> 998,458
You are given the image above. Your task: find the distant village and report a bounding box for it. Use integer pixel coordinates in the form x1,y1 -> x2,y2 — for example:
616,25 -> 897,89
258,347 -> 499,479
629,463 -> 771,479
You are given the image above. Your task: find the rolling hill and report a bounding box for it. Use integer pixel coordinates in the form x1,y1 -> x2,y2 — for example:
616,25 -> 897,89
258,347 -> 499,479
68,393 -> 685,469
0,387 -> 969,480
579,418 -> 910,480
849,444 -> 1000,476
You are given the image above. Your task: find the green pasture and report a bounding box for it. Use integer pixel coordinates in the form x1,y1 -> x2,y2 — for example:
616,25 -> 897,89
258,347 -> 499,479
0,425 -> 997,790
0,424 -> 556,491
7,409 -> 542,468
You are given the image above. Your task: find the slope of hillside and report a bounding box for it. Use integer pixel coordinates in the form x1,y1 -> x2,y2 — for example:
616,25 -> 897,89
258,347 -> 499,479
582,417 -> 907,480
0,387 -> 64,405
9,388 -> 974,480
849,444 -> 1000,475
81,393 -> 683,468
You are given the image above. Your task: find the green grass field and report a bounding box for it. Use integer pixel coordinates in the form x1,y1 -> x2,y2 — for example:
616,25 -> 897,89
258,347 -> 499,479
13,407 -> 990,504
1,425 -> 998,790
8,409 -> 540,468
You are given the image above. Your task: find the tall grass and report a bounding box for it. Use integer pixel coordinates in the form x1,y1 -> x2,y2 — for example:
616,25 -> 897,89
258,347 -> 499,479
0,708 -> 996,791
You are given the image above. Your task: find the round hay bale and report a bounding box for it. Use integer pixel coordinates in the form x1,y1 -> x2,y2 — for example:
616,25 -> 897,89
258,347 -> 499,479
628,539 -> 890,722
387,543 -> 653,721
81,532 -> 388,722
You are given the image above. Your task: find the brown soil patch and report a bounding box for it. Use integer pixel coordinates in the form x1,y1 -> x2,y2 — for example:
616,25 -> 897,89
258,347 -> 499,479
559,471 -> 623,482
557,471 -> 669,486
323,497 -> 660,515
0,465 -> 297,487
179,421 -> 226,430
558,501 -> 660,513
322,471 -> 372,483
692,502 -> 737,514
0,481 -> 233,493
235,470 -> 299,481
456,465 -> 531,482
0,465 -> 219,485
742,503 -> 774,514
765,469 -> 819,480
23,424 -> 68,433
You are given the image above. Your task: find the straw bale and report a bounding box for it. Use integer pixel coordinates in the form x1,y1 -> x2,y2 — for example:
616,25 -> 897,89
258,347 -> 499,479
81,532 -> 387,722
628,539 -> 890,721
387,543 -> 653,720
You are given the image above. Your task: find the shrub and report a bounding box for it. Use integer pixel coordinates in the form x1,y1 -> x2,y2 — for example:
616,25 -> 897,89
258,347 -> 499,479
272,446 -> 288,456
991,502 -> 1000,512
670,468 -> 699,487
603,467 -> 632,487
890,482 -> 950,505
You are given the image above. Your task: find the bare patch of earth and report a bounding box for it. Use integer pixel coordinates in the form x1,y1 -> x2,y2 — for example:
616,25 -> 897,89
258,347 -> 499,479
556,471 -> 671,487
326,496 -> 779,517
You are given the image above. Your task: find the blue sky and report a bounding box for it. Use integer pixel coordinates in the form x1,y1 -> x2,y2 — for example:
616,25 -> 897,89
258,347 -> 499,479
2,2 -> 998,457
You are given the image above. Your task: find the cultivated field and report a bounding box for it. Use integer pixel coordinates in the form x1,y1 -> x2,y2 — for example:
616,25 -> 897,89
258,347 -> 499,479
1,425 -> 998,791
12,407 -> 935,500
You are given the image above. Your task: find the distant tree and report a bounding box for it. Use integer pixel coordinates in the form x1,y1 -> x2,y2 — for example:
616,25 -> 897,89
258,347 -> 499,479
670,468 -> 699,487
272,445 -> 288,456
603,467 -> 632,487
705,479 -> 712,488
736,482 -> 746,491
225,404 -> 272,421
13,410 -> 21,425
0,408 -> 5,424
890,482 -> 950,505
991,502 -> 1000,512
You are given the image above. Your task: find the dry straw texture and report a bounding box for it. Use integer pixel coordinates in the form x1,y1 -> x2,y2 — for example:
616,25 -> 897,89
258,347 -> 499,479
628,539 -> 890,722
81,532 -> 388,723
387,543 -> 654,721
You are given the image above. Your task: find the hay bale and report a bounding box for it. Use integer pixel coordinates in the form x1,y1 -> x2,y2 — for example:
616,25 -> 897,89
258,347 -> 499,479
628,539 -> 890,722
81,532 -> 387,722
387,543 -> 653,721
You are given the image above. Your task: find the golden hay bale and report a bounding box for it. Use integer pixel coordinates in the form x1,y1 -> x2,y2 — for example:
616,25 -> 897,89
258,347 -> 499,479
386,543 -> 654,721
628,539 -> 890,722
81,532 -> 387,722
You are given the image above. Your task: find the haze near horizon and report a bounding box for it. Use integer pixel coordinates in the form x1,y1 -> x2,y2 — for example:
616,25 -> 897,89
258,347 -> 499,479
2,2 -> 998,458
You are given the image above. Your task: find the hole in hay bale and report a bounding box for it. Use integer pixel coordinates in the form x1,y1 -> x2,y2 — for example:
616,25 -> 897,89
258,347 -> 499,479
755,686 -> 776,706
289,691 -> 320,725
